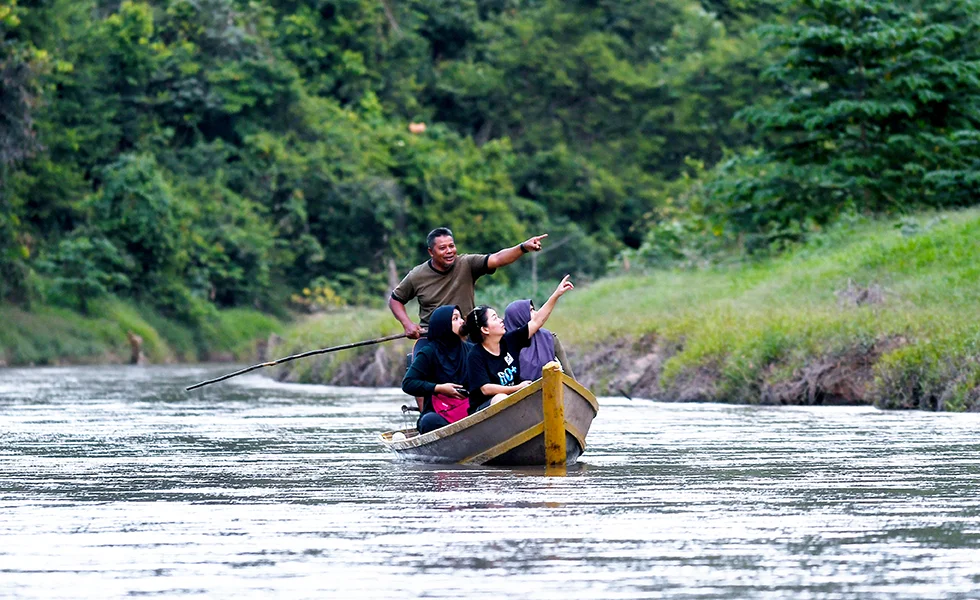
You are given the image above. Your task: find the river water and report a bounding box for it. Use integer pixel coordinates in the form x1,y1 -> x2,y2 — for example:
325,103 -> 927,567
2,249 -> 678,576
1,365 -> 979,599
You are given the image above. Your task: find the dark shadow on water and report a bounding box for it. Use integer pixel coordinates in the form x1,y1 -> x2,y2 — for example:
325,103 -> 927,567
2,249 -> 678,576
390,460 -> 591,477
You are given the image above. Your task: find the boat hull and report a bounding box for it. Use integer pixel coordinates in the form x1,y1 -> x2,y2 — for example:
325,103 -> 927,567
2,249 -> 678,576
380,373 -> 598,466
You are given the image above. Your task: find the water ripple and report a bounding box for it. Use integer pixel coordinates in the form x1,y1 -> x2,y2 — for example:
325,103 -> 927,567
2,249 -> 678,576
1,365 -> 980,598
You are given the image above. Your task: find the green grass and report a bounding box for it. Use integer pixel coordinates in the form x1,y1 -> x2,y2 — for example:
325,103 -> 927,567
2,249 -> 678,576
270,308 -> 409,383
279,207 -> 980,411
542,209 -> 980,410
202,308 -> 285,357
0,304 -> 125,365
0,299 -> 283,366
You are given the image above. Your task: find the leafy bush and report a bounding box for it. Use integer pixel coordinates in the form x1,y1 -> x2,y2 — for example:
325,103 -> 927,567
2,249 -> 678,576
37,230 -> 133,312
91,154 -> 183,287
291,277 -> 347,313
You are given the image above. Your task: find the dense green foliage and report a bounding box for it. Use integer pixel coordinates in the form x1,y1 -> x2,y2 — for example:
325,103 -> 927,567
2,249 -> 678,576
3,0 -> 980,348
1,0 -> 770,322
734,0 -> 980,239
630,0 -> 980,261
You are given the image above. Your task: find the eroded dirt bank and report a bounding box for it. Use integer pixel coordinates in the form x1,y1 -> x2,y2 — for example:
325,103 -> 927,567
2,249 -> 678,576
571,335 -> 895,407
271,333 -> 974,410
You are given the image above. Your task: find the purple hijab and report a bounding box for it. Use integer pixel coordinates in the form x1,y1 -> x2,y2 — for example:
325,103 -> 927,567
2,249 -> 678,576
504,299 -> 556,380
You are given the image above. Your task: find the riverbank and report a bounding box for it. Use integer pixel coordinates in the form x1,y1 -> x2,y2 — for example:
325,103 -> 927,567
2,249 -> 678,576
273,208 -> 980,412
0,298 -> 282,366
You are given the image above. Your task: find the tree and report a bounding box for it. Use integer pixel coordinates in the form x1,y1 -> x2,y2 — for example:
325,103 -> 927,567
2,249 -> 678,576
725,0 -> 980,245
428,0 -> 771,248
90,154 -> 182,292
38,230 -> 133,313
0,0 -> 837,316
0,43 -> 42,167
1,0 -> 46,303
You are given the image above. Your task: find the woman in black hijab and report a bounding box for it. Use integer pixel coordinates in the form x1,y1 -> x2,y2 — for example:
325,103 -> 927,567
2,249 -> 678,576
402,305 -> 471,434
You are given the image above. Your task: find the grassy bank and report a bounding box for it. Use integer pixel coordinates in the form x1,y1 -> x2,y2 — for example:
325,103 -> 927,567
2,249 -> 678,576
277,208 -> 980,411
558,209 -> 980,411
0,298 -> 283,366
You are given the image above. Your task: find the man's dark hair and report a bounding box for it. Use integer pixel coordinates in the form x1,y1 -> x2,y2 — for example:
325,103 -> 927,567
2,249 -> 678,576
427,227 -> 454,249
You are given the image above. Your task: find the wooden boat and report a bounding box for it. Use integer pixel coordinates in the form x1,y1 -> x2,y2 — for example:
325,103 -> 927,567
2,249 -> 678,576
380,363 -> 599,466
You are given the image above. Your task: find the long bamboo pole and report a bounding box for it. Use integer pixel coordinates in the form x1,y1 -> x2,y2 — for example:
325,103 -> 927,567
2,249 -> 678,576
185,332 -> 417,391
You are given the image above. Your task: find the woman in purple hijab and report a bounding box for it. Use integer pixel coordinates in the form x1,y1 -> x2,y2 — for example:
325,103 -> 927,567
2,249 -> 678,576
504,299 -> 575,380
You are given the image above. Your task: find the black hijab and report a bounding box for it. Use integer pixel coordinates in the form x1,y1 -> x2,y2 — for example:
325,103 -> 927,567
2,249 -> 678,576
426,305 -> 467,383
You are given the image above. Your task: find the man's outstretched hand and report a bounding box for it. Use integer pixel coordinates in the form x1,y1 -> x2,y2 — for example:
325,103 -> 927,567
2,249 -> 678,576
522,234 -> 549,252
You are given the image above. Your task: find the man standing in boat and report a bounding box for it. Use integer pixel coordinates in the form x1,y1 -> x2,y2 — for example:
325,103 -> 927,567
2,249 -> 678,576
389,227 -> 548,340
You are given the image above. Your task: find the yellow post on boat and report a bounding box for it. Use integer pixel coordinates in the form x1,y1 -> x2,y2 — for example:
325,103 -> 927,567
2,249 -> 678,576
541,362 -> 566,467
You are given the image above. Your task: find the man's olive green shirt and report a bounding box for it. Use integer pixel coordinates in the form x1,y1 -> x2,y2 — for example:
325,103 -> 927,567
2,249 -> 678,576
391,254 -> 494,326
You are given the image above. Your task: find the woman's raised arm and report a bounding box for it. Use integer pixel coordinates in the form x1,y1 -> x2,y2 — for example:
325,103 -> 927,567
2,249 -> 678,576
528,275 -> 574,337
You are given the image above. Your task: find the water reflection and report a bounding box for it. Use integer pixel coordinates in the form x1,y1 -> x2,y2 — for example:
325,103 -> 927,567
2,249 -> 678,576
2,365 -> 980,598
